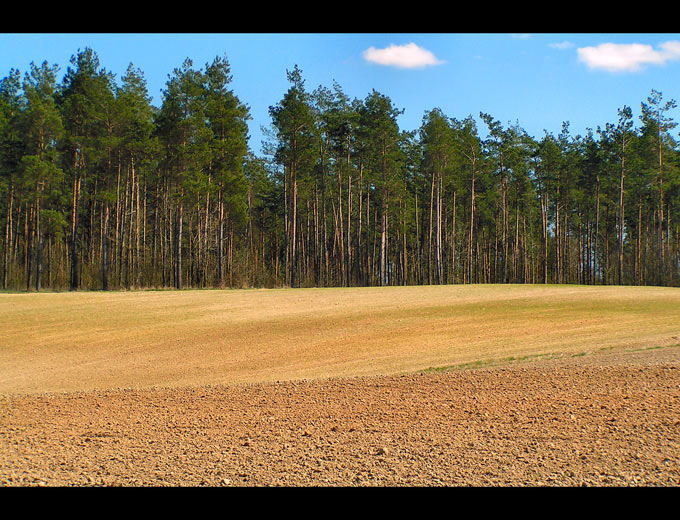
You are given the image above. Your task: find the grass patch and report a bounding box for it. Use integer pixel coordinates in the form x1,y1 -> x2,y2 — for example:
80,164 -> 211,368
420,352 -> 560,373
421,342 -> 680,374
631,343 -> 680,353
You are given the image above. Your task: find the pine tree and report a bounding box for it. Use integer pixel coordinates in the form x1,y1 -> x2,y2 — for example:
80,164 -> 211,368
204,55 -> 250,287
269,65 -> 317,288
359,90 -> 404,286
0,69 -> 25,289
20,61 -> 64,290
57,48 -> 116,290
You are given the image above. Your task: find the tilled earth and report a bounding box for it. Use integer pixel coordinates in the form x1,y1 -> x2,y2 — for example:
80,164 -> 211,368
1,346 -> 679,487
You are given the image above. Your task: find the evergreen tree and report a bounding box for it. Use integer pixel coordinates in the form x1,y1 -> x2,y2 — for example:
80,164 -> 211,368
57,48 -> 116,290
0,68 -> 25,289
269,65 -> 317,288
640,90 -> 678,284
20,61 -> 64,290
157,58 -> 211,289
204,55 -> 250,287
359,90 -> 404,286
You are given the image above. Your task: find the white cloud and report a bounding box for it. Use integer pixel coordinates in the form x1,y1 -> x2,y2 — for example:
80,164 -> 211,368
577,41 -> 680,72
549,41 -> 574,50
362,42 -> 445,69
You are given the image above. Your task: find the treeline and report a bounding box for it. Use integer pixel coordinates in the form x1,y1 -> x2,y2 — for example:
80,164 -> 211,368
1,48 -> 679,291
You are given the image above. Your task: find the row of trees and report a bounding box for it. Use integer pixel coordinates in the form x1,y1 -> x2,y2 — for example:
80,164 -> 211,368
1,48 -> 679,291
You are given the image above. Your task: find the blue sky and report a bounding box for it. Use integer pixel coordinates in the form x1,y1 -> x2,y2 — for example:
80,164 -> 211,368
2,33 -> 680,155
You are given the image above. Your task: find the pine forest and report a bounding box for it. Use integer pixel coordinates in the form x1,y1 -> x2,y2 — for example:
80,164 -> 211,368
1,48 -> 679,291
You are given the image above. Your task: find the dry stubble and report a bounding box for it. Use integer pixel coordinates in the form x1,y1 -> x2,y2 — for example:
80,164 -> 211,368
1,284 -> 679,394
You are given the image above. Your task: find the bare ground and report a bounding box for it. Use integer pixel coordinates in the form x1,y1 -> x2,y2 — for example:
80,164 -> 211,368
1,344 -> 678,487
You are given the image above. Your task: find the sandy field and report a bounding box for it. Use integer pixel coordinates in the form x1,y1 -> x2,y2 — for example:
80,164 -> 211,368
1,285 -> 679,486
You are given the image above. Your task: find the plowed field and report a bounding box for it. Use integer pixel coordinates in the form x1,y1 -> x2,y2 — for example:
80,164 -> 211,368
1,285 -> 679,486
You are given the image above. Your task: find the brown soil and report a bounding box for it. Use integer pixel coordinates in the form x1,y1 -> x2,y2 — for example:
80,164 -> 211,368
1,345 -> 678,487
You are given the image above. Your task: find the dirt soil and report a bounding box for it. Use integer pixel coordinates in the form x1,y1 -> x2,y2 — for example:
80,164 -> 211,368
1,345 -> 679,487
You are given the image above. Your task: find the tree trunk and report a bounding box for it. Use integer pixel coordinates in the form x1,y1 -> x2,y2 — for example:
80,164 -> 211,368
541,191 -> 549,284
70,148 -> 82,291
618,158 -> 625,285
175,200 -> 183,290
2,184 -> 13,290
102,201 -> 109,290
468,169 -> 476,284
